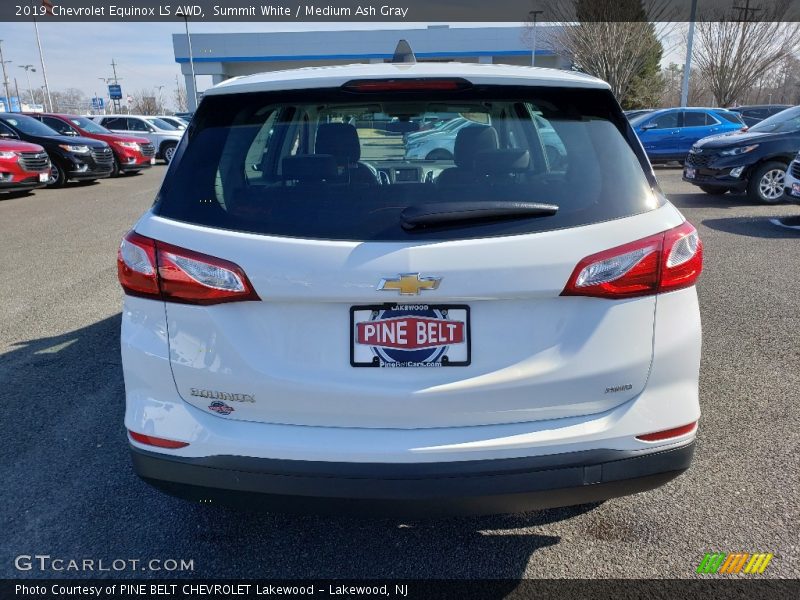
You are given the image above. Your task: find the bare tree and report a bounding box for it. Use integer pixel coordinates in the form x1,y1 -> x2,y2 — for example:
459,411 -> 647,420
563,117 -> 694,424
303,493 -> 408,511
174,83 -> 187,113
49,88 -> 87,113
130,89 -> 159,115
530,0 -> 676,105
692,0 -> 800,106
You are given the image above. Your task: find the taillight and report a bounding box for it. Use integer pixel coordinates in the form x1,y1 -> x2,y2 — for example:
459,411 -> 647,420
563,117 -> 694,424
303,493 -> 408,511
561,221 -> 702,299
636,422 -> 697,442
129,430 -> 189,449
118,232 -> 159,298
117,231 -> 259,305
341,78 -> 472,93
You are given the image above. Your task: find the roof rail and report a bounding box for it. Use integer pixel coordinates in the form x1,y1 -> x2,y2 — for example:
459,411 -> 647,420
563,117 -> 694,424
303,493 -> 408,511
391,40 -> 416,64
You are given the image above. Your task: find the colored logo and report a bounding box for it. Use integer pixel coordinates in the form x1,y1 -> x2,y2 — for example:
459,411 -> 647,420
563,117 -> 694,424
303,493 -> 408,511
356,305 -> 466,366
377,273 -> 441,296
357,315 -> 464,350
208,400 -> 234,415
696,552 -> 774,574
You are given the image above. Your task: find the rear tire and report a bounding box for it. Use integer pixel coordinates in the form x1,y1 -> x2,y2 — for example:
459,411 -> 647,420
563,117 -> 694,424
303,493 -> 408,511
162,143 -> 177,164
698,185 -> 728,195
747,161 -> 787,204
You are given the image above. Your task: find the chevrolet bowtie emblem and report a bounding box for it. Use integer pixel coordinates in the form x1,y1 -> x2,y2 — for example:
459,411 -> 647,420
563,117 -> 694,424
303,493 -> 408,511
377,273 -> 441,295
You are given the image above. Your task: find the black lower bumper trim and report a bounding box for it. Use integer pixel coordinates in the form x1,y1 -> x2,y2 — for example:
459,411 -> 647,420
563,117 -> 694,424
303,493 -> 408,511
0,182 -> 44,192
131,442 -> 694,517
68,171 -> 112,180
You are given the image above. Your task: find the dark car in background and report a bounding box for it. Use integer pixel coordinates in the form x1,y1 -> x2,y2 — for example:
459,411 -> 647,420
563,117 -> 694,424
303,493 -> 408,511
0,114 -> 113,187
730,104 -> 792,128
0,138 -> 51,193
624,109 -> 654,120
683,105 -> 800,203
630,107 -> 745,164
25,113 -> 155,177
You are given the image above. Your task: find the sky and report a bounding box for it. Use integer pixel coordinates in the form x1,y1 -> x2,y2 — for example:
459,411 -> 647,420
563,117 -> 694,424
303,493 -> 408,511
0,22 -> 686,110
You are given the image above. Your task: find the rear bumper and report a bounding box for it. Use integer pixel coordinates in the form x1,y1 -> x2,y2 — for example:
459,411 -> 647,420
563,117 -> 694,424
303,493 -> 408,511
131,441 -> 694,517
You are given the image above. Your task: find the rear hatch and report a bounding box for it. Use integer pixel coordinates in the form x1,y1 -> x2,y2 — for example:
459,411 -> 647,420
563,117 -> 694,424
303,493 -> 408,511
141,81 -> 675,429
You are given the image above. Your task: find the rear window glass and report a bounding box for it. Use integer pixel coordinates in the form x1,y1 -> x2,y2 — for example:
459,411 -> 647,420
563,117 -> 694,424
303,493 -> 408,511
155,86 -> 659,241
717,111 -> 744,124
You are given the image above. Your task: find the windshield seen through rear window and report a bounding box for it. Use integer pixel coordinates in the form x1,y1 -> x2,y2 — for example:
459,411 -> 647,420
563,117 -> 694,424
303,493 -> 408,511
154,85 -> 659,241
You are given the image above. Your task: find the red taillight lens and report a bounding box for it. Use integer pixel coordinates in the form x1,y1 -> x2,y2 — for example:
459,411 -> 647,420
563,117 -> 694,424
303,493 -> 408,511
129,430 -> 189,449
636,422 -> 697,442
117,231 -> 260,305
117,231 -> 159,298
660,221 -> 704,293
342,78 -> 471,92
561,221 -> 702,299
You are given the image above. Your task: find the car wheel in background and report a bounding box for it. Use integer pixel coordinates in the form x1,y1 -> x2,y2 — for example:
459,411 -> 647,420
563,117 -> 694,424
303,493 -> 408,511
46,160 -> 66,188
111,158 -> 121,178
426,149 -> 453,161
748,162 -> 787,204
162,143 -> 177,164
698,185 -> 729,195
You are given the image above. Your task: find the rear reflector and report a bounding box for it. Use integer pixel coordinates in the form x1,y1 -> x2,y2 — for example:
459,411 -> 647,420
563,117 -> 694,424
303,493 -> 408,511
128,430 -> 189,449
561,221 -> 703,299
117,231 -> 260,305
342,78 -> 472,93
636,422 -> 698,442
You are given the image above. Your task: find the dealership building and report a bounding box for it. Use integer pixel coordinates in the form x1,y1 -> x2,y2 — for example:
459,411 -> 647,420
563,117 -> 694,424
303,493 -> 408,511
172,25 -> 568,110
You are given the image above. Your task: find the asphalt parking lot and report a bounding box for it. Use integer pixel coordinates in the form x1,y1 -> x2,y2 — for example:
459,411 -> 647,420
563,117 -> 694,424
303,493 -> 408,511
1,167 -> 798,579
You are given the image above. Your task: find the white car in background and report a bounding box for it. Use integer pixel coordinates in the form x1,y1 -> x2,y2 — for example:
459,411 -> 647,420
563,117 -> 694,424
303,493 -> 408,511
118,45 -> 703,516
157,116 -> 189,131
92,115 -> 183,163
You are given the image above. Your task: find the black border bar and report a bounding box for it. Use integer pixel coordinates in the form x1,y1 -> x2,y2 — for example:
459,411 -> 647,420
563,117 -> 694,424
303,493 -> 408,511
3,1 -> 800,23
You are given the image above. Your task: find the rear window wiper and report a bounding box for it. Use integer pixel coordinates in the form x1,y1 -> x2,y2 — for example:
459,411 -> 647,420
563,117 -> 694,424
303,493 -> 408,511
400,201 -> 559,231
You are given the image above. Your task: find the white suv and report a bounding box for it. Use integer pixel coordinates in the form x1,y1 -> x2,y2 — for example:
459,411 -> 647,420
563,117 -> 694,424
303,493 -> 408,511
93,115 -> 183,163
118,54 -> 703,516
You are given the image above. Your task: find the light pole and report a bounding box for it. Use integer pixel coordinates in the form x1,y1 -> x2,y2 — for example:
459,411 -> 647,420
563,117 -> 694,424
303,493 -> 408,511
680,0 -> 698,107
529,9 -> 544,67
0,40 -> 12,112
19,65 -> 36,108
155,85 -> 165,114
183,15 -> 198,110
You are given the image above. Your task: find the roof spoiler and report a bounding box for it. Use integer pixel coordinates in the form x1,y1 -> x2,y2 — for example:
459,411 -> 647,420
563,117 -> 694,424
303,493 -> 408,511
391,40 -> 416,64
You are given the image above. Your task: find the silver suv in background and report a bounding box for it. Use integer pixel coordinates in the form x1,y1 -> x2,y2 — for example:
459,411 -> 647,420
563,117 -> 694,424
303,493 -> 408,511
91,115 -> 183,163
157,116 -> 189,131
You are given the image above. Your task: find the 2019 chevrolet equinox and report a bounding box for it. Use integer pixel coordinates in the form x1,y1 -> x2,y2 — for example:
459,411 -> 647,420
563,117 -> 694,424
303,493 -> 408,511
118,52 -> 703,516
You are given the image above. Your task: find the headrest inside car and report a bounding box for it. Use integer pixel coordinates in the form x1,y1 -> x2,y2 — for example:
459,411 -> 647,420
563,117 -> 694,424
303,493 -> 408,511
315,123 -> 362,164
454,125 -> 499,167
282,154 -> 338,182
473,149 -> 531,174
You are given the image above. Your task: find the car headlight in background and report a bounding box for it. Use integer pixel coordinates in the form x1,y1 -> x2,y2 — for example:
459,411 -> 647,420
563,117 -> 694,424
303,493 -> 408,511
115,142 -> 141,151
58,144 -> 91,154
0,151 -> 18,160
720,144 -> 759,156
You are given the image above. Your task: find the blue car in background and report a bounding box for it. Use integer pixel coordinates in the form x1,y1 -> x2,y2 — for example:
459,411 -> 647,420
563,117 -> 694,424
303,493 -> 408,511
630,108 -> 745,164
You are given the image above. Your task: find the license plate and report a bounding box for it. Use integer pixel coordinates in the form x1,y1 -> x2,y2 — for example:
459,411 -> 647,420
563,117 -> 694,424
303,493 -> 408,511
685,167 -> 696,179
39,172 -> 49,182
793,183 -> 800,197
150,158 -> 156,165
351,304 -> 470,367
